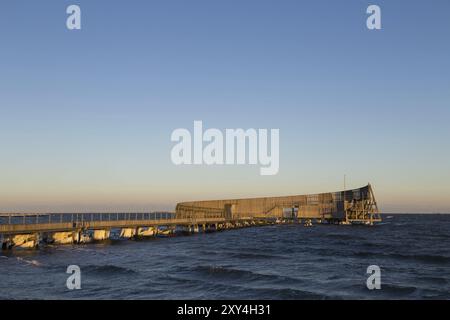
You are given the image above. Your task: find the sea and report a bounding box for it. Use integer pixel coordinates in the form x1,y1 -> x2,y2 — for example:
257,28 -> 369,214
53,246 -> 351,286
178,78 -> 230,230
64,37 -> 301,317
0,214 -> 449,299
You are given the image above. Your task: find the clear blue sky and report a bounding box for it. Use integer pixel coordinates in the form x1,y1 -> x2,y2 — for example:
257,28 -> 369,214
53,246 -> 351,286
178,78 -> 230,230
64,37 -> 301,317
0,0 -> 449,213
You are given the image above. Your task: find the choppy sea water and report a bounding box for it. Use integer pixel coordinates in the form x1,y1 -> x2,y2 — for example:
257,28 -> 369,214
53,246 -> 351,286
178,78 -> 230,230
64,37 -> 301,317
1,214 -> 449,299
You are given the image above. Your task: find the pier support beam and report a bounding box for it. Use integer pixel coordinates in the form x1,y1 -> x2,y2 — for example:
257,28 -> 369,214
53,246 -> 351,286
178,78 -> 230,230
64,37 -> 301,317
93,230 -> 110,241
51,232 -> 76,244
8,233 -> 39,249
137,226 -> 156,237
156,226 -> 174,236
120,228 -> 137,239
204,224 -> 214,232
2,236 -> 12,250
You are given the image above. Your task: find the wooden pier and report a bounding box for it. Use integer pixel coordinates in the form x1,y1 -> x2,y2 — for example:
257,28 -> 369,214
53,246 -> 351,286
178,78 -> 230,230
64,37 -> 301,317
0,212 -> 276,249
0,184 -> 381,249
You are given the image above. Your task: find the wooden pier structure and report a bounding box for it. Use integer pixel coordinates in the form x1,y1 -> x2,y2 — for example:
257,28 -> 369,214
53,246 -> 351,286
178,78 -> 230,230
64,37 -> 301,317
0,184 -> 380,249
176,184 -> 380,224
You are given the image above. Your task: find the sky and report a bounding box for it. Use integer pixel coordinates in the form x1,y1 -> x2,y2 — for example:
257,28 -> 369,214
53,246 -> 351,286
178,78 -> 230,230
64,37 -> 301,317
0,0 -> 449,213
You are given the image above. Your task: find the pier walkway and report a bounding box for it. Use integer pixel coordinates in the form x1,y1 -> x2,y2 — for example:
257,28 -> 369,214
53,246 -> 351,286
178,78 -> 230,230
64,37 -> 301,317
0,212 -> 275,249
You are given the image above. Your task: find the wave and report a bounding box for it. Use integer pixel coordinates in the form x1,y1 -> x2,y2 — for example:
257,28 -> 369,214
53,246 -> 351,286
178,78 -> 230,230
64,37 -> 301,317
380,283 -> 418,295
16,257 -> 42,267
193,265 -> 266,279
243,287 -> 330,300
384,252 -> 450,264
324,233 -> 366,241
409,254 -> 450,264
227,252 -> 285,260
159,273 -> 327,299
351,251 -> 450,264
191,265 -> 303,285
83,264 -> 137,275
418,276 -> 449,285
345,282 -> 418,297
